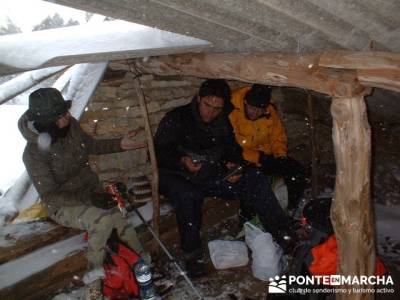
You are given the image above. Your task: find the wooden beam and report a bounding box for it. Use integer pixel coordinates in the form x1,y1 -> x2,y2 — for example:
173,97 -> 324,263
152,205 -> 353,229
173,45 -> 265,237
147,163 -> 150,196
330,93 -> 375,300
357,69 -> 400,93
0,251 -> 86,300
0,225 -> 81,265
132,77 -> 161,237
134,51 -> 400,94
319,50 -> 400,70
134,53 -> 364,97
0,66 -> 68,105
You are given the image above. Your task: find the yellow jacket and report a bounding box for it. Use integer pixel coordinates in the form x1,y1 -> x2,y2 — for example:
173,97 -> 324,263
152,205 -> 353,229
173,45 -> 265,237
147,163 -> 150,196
229,87 -> 288,164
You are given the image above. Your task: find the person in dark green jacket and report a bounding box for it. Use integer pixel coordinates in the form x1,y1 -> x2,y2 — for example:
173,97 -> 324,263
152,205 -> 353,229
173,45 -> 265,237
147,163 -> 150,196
19,88 -> 148,300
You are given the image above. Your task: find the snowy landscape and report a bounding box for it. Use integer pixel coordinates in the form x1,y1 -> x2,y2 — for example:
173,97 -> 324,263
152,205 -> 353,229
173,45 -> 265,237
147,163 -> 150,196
0,105 -> 27,196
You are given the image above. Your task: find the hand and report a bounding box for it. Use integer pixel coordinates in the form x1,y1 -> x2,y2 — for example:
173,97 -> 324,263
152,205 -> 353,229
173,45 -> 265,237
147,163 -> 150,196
91,192 -> 117,210
225,162 -> 242,183
226,162 -> 237,169
181,156 -> 202,173
120,131 -> 147,150
227,173 -> 242,183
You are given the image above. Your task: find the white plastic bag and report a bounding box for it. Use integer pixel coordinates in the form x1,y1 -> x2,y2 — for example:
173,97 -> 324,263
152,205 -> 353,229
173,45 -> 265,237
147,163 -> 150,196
244,222 -> 284,281
208,240 -> 249,270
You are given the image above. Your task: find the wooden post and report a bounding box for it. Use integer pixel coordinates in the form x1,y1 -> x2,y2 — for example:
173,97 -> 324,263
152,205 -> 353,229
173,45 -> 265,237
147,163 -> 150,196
330,93 -> 375,300
132,77 -> 161,237
307,92 -> 318,200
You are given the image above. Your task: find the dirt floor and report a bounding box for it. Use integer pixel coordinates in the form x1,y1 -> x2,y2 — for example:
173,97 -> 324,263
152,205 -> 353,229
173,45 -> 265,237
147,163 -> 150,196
1,198 -> 398,300
156,215 -> 271,299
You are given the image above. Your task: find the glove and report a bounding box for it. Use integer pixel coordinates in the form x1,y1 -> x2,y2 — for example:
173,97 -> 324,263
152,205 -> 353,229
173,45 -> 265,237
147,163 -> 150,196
91,192 -> 117,210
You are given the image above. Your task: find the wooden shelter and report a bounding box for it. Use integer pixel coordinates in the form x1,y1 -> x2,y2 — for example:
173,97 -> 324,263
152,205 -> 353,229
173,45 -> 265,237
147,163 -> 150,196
132,50 -> 399,300
1,1 -> 399,298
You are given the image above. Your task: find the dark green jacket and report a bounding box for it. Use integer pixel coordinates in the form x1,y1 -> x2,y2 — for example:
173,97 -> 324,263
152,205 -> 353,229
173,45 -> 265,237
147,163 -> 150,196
19,112 -> 123,215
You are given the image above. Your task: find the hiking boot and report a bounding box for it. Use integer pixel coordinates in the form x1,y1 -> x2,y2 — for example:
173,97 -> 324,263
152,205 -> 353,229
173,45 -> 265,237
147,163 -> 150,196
84,278 -> 103,300
83,267 -> 105,300
183,248 -> 202,262
185,259 -> 206,278
153,278 -> 174,297
278,228 -> 306,256
183,249 -> 206,278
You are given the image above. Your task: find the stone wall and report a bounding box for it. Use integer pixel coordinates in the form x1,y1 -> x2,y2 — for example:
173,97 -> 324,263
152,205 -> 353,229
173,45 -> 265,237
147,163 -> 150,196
79,59 -> 399,205
80,63 -> 201,183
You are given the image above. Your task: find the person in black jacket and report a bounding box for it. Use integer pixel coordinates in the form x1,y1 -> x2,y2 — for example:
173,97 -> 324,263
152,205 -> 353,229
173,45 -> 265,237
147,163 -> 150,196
154,79 -> 294,276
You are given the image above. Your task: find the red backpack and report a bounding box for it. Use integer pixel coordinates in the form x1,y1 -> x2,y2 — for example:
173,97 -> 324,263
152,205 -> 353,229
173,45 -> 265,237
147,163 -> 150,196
84,231 -> 141,300
103,242 -> 141,299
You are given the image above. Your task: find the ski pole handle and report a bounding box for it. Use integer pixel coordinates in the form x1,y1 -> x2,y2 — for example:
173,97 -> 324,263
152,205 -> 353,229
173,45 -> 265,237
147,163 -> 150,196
106,183 -> 128,218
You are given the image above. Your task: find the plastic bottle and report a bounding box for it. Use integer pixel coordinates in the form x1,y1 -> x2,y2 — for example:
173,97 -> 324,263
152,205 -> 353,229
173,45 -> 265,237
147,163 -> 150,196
133,258 -> 158,300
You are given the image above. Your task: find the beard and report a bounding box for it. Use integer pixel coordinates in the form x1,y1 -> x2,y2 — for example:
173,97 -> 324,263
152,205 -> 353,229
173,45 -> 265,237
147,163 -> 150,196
49,123 -> 71,143
56,123 -> 70,138
34,121 -> 71,144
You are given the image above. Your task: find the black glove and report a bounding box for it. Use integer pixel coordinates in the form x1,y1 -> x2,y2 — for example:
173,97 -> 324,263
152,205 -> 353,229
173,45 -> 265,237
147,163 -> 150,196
91,192 -> 117,210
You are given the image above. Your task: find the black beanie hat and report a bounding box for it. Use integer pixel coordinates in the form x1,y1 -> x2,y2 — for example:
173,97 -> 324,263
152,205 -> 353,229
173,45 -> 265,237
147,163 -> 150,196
27,88 -> 72,126
245,84 -> 272,108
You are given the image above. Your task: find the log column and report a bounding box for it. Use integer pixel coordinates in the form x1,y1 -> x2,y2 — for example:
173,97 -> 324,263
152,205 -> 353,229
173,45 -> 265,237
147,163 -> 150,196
330,93 -> 375,300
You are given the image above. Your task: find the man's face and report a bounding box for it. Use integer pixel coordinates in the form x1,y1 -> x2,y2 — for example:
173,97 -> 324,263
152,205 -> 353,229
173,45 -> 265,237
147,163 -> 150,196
198,96 -> 224,123
55,111 -> 71,128
244,101 -> 265,121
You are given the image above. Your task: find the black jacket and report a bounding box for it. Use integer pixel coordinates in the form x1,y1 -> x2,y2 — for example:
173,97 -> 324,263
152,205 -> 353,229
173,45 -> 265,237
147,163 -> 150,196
154,99 -> 243,182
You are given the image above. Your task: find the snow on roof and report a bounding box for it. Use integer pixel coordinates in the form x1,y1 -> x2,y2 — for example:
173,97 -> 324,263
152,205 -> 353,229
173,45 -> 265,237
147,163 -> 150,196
0,20 -> 211,75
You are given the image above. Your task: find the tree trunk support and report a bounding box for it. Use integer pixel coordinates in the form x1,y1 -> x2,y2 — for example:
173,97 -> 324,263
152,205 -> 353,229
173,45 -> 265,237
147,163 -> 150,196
330,92 -> 375,300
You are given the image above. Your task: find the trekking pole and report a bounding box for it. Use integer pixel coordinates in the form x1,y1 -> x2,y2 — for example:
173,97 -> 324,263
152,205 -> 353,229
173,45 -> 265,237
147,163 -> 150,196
132,206 -> 203,299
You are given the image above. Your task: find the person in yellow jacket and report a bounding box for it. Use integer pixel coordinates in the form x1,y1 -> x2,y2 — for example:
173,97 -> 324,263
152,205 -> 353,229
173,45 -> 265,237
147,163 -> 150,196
229,84 -> 307,213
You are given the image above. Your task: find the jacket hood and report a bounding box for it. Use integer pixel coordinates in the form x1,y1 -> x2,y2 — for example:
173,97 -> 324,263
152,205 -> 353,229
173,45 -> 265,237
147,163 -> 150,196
231,86 -> 272,116
231,87 -> 251,111
18,111 -> 40,144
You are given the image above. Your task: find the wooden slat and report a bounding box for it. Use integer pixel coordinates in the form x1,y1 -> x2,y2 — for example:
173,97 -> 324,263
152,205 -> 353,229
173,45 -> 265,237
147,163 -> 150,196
0,251 -> 86,300
0,224 -> 81,265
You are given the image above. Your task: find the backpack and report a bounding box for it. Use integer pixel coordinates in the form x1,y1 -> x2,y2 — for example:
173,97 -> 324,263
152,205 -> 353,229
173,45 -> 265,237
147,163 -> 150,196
291,198 -> 386,277
84,230 -> 141,299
